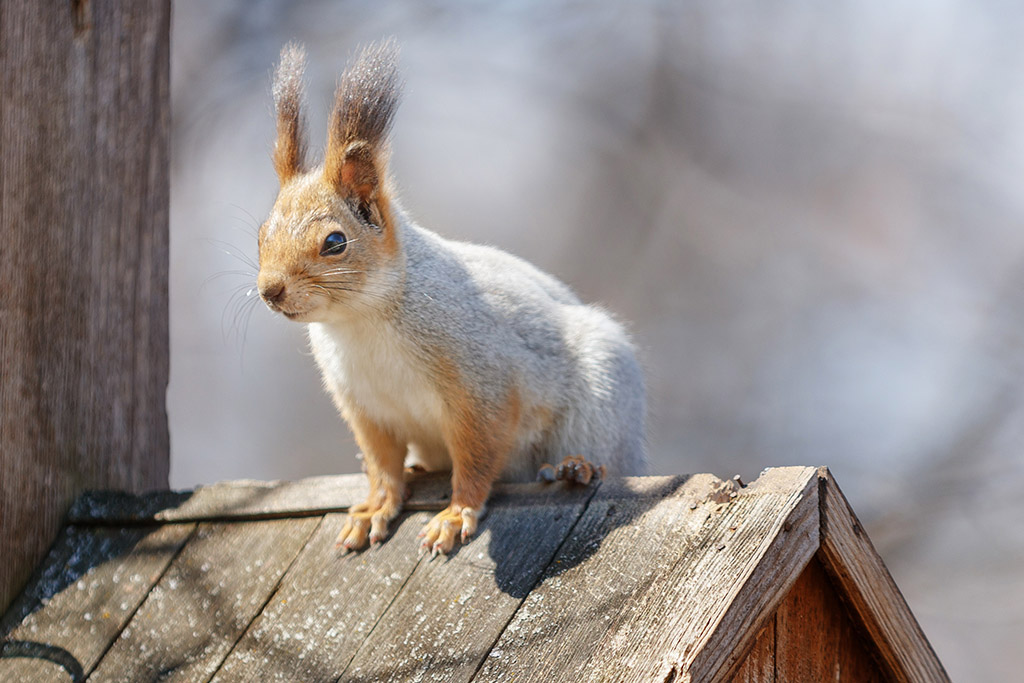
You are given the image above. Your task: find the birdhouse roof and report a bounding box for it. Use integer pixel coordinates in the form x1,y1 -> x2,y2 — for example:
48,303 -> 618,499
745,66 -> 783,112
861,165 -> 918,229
0,466 -> 946,681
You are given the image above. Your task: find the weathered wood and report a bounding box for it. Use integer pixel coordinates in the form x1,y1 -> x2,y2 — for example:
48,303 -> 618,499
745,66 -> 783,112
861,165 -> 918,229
68,472 -> 454,524
816,468 -> 950,682
0,0 -> 171,613
732,619 -> 775,683
87,518 -> 318,682
774,556 -> 885,682
475,467 -> 819,683
0,469 -> 950,683
341,483 -> 597,683
210,511 -> 428,682
690,468 -> 819,682
0,524 -> 193,683
473,474 -> 721,681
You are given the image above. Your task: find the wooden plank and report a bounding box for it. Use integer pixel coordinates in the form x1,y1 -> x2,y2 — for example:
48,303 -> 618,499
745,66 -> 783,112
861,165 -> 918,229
209,511 -> 427,682
817,468 -> 950,682
87,518 -> 319,682
473,474 -> 724,682
688,468 -> 819,682
0,0 -> 170,613
732,618 -> 775,683
68,472 -> 454,524
339,482 -> 596,682
0,524 -> 193,683
774,556 -> 885,682
475,467 -> 819,683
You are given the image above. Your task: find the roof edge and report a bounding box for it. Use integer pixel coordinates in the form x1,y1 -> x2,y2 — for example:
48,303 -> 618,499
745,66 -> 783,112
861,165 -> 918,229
684,466 -> 821,682
816,466 -> 950,683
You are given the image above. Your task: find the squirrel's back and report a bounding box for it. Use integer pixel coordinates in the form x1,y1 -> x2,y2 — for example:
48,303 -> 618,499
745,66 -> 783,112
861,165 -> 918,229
392,220 -> 647,480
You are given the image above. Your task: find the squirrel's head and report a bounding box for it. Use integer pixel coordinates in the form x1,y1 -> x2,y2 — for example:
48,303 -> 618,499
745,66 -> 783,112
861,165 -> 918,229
257,41 -> 402,322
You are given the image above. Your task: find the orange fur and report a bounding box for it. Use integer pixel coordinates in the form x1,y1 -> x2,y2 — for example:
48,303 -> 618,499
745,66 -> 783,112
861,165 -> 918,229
257,173 -> 400,318
334,400 -> 406,549
435,357 -> 521,510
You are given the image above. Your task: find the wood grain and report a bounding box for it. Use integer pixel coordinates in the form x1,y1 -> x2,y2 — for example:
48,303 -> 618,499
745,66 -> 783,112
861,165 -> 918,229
0,524 -> 193,683
732,619 -> 775,683
66,473 -> 592,525
0,0 -> 171,613
774,556 -> 885,682
209,512 -> 428,682
473,474 -> 722,681
817,468 -> 950,682
340,483 -> 596,682
474,468 -> 819,683
86,518 -> 318,682
689,468 -> 820,682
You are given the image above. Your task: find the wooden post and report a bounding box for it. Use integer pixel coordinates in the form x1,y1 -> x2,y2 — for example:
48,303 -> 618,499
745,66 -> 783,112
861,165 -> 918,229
0,1 -> 171,612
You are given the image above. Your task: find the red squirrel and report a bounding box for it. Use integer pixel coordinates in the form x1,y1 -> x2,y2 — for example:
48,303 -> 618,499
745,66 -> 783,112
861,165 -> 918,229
256,41 -> 647,556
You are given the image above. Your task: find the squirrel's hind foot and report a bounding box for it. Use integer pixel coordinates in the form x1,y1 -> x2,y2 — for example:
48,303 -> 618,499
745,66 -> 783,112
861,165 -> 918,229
537,455 -> 607,486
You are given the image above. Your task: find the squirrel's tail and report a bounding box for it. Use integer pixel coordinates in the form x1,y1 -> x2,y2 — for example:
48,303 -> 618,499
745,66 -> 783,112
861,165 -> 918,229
324,39 -> 402,207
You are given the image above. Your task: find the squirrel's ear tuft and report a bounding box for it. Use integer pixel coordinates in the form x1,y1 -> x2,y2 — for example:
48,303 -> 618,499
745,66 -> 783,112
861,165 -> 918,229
324,39 -> 403,208
272,42 -> 308,185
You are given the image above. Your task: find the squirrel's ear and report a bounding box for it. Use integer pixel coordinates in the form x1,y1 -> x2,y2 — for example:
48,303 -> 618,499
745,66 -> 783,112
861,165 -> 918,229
272,43 -> 308,185
324,40 -> 402,210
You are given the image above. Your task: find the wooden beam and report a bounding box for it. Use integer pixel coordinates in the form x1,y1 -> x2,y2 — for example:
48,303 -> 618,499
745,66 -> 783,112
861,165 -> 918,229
0,0 -> 171,612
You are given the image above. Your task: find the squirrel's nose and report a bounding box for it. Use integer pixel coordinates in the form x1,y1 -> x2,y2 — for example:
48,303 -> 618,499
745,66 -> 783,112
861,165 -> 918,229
258,276 -> 286,304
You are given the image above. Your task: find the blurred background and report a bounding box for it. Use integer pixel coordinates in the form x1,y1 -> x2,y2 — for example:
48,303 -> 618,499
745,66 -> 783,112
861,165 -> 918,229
170,1 -> 1024,678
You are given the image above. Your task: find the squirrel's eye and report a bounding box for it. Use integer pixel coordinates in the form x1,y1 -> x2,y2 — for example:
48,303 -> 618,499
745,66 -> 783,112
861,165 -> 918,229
320,232 -> 347,256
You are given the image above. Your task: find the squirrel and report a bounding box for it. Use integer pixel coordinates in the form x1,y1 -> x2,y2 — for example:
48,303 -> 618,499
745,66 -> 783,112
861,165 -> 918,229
256,40 -> 646,556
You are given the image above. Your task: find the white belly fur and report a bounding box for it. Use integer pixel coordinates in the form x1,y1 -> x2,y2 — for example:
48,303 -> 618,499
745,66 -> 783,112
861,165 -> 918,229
308,320 -> 451,470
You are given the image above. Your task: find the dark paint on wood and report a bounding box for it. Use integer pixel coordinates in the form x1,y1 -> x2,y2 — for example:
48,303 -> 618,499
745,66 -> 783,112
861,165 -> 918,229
0,524 -> 193,683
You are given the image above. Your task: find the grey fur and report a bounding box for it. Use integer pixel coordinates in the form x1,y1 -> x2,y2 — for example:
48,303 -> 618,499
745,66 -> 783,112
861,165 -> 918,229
330,39 -> 402,150
388,215 -> 648,480
272,43 -> 308,178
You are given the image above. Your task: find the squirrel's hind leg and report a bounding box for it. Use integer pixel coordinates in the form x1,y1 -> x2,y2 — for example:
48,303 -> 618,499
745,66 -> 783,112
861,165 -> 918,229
336,411 -> 406,551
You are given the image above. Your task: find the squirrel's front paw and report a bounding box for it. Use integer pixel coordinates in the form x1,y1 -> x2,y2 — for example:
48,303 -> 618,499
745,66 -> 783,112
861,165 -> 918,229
336,498 -> 401,551
418,505 -> 481,557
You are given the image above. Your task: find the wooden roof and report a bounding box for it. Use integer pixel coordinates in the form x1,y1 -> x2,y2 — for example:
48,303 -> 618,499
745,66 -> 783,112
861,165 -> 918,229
0,466 -> 947,682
